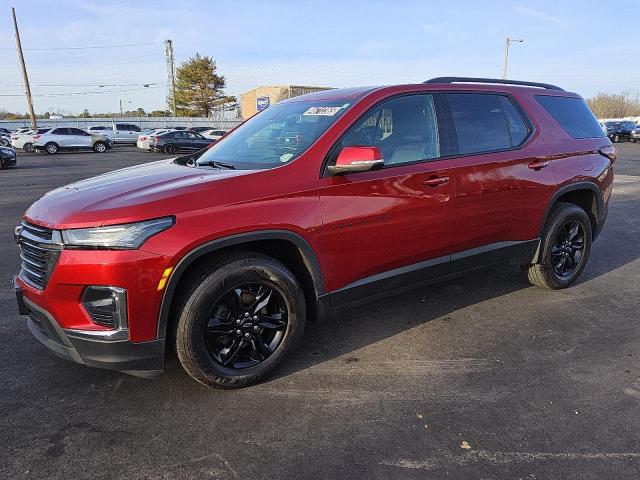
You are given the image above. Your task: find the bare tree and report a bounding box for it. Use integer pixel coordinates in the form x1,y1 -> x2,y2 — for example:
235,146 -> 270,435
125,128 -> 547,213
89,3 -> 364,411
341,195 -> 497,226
587,91 -> 640,118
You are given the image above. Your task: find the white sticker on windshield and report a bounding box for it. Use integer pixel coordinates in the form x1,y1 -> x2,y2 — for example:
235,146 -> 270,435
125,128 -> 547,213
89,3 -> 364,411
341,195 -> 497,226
280,153 -> 294,162
303,106 -> 343,116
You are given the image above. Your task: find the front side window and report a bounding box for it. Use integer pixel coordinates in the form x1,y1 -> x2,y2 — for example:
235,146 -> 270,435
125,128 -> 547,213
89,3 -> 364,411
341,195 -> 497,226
197,100 -> 351,170
337,94 -> 440,166
447,93 -> 530,155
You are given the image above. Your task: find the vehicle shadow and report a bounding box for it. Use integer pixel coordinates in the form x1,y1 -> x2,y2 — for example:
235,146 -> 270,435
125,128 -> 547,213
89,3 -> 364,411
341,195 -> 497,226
266,192 -> 640,382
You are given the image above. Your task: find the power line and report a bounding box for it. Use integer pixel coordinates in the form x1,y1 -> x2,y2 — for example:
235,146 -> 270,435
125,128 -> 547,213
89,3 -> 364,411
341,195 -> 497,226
0,41 -> 163,51
0,82 -> 160,87
0,84 -> 166,97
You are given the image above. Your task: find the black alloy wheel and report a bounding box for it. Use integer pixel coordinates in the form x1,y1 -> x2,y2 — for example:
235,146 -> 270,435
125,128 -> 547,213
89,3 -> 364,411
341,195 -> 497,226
550,220 -> 585,277
204,283 -> 288,369
526,202 -> 592,289
174,252 -> 306,388
164,143 -> 176,154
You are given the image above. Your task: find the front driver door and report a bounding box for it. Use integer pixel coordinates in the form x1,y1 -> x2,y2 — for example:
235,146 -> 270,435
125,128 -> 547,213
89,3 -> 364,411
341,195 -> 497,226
68,128 -> 92,148
319,93 -> 455,305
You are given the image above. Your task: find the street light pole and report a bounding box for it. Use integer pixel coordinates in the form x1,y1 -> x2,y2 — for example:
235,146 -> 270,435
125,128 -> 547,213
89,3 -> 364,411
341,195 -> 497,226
119,99 -> 131,118
502,37 -> 524,79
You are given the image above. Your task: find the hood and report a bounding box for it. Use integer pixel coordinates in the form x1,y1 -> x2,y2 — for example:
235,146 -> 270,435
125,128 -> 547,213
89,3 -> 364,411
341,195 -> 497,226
25,159 -> 253,228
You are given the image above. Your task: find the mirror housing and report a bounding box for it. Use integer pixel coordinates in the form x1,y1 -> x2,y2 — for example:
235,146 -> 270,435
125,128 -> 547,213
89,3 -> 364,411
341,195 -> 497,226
328,146 -> 384,175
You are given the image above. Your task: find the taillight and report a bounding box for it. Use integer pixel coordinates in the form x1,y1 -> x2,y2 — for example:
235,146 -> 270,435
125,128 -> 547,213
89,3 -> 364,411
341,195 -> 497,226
598,145 -> 617,163
33,134 -> 41,140
140,136 -> 147,141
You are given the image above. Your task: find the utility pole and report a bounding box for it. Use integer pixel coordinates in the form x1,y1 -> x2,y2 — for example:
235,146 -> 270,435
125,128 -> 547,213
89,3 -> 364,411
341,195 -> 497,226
119,99 -> 131,118
165,39 -> 177,116
12,7 -> 36,129
502,37 -> 524,79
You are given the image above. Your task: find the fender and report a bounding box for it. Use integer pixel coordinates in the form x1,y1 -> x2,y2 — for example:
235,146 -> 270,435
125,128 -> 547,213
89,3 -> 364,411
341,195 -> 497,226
537,180 -> 603,239
155,230 -> 325,339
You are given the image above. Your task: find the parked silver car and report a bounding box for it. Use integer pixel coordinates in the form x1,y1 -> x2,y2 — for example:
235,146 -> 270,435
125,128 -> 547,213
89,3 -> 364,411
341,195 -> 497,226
631,125 -> 640,143
32,127 -> 112,154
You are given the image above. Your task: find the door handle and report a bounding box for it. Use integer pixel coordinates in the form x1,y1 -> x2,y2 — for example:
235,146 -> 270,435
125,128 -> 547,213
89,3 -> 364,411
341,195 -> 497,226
528,160 -> 551,170
422,176 -> 450,187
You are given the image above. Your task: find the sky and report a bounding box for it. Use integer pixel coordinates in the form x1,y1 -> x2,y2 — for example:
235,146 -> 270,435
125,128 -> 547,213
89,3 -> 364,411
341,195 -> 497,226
1,0 -> 639,115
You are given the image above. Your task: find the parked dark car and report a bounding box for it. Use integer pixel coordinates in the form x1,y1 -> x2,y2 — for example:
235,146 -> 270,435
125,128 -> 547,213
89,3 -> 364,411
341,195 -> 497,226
0,127 -> 11,135
0,146 -> 17,169
605,121 -> 636,142
151,130 -> 212,153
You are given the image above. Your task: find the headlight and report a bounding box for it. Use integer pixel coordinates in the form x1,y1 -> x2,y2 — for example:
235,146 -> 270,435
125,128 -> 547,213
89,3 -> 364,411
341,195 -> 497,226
62,217 -> 174,249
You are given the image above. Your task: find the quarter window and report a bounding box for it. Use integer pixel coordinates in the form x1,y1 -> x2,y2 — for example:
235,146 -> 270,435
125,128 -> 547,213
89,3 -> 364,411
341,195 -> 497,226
536,96 -> 605,139
339,94 -> 440,166
446,93 -> 530,154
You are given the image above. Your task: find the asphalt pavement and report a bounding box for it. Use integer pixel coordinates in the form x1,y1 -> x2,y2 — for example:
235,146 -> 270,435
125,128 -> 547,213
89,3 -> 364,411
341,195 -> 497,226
1,144 -> 639,479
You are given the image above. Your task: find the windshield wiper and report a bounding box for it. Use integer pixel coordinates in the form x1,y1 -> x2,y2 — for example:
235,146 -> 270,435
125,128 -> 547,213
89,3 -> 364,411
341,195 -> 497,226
197,159 -> 236,170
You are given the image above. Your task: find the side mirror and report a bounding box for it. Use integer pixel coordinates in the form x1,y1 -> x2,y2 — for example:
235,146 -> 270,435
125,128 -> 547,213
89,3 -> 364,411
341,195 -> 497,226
327,146 -> 384,175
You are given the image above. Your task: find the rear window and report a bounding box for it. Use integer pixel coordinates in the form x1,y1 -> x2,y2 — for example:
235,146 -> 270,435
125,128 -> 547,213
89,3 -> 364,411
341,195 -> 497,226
536,96 -> 605,139
447,93 -> 530,154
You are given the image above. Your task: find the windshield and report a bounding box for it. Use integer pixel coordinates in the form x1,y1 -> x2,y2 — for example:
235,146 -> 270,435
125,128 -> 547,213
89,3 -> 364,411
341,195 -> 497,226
196,99 -> 350,169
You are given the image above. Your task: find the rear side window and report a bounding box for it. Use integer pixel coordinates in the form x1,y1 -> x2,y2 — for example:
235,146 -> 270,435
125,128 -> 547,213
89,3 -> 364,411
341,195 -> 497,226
536,96 -> 605,139
446,93 -> 530,155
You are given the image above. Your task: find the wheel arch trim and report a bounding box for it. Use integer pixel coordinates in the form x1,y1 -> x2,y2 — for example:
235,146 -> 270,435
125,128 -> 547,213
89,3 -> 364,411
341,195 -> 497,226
539,181 -> 602,238
155,229 -> 325,339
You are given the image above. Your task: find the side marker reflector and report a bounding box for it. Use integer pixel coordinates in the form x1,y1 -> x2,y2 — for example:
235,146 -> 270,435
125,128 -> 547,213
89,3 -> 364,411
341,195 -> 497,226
157,267 -> 173,291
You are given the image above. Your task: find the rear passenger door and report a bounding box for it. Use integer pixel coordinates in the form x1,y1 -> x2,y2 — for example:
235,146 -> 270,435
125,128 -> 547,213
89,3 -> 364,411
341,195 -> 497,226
126,124 -> 141,143
443,92 -> 555,264
173,131 -> 188,149
51,128 -> 72,147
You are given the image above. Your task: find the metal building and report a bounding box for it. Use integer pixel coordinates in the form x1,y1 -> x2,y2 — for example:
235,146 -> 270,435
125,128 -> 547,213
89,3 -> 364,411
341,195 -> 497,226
241,85 -> 333,119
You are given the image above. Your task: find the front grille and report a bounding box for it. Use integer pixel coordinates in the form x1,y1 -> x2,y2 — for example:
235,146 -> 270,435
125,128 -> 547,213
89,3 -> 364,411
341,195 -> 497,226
17,221 -> 61,290
21,221 -> 53,240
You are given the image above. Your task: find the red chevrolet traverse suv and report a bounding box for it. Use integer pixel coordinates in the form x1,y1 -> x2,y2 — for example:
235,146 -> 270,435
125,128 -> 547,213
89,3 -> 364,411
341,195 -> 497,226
14,77 -> 615,388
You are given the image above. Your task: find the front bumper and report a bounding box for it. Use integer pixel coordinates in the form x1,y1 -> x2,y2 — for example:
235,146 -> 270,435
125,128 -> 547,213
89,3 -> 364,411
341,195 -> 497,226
15,277 -> 165,378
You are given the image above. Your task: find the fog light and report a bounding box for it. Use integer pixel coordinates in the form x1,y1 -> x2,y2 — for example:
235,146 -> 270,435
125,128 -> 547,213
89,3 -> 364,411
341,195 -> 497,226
82,286 -> 128,330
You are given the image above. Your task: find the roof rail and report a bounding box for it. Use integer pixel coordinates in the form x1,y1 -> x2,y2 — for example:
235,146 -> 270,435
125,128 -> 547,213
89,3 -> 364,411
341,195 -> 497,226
424,77 -> 564,91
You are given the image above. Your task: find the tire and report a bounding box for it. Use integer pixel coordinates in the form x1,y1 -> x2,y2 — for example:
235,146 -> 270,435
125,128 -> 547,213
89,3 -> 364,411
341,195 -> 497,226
613,134 -> 620,143
23,142 -> 34,153
527,202 -> 592,290
93,141 -> 107,153
0,139 -> 8,147
0,157 -> 5,170
174,252 -> 306,389
164,143 -> 176,154
630,138 -> 636,144
44,142 -> 59,154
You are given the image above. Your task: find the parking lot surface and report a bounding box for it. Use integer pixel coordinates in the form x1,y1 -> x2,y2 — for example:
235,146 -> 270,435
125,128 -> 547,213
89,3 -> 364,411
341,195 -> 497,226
1,144 -> 639,479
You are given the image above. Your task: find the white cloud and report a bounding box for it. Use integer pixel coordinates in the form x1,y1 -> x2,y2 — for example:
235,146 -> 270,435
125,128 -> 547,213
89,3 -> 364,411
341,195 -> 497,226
512,6 -> 569,27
